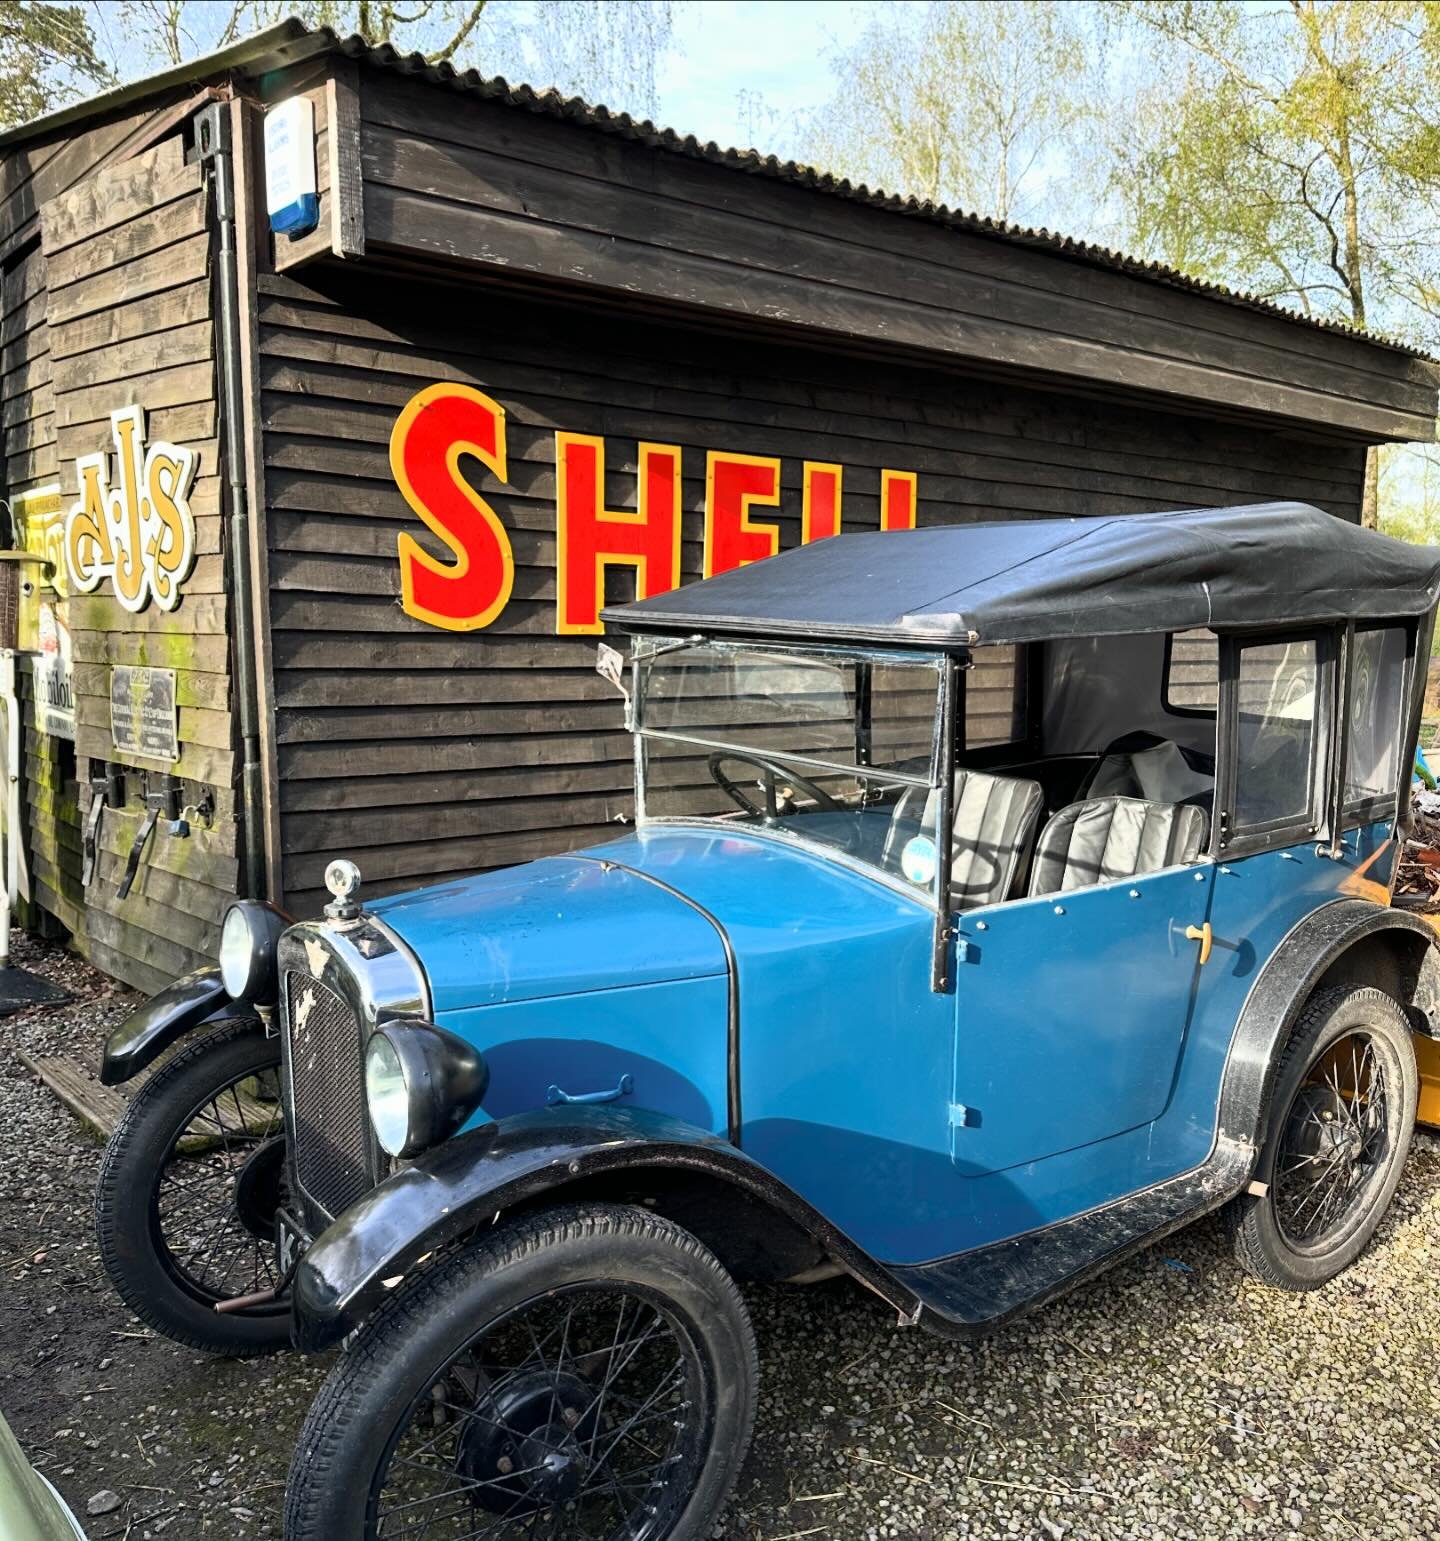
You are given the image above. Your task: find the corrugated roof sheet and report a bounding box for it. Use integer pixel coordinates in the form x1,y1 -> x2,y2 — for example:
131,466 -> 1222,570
1,16 -> 1430,363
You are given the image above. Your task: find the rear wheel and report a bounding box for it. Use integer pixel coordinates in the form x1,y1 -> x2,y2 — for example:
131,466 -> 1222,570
1229,985 -> 1418,1290
95,1017 -> 292,1355
285,1202 -> 758,1541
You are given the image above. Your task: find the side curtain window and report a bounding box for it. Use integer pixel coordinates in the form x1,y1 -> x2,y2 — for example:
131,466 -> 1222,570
1164,628 -> 1219,714
965,644 -> 1027,748
1233,637 -> 1322,831
1345,627 -> 1407,810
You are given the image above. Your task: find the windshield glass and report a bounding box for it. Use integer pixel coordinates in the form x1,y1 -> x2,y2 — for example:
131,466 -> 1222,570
635,641 -> 945,891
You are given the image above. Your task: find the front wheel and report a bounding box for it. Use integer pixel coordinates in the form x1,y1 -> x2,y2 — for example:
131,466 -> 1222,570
285,1202 -> 758,1541
95,1017 -> 292,1355
1228,984 -> 1418,1290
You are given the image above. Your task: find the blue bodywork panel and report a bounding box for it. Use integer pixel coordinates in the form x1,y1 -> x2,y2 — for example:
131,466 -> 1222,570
372,857 -> 731,1135
587,827 -> 956,1262
368,815 -> 1397,1272
371,857 -> 727,1013
943,822 -> 1396,1259
951,863 -> 1216,1174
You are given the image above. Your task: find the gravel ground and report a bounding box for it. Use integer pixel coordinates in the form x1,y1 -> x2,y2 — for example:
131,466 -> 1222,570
2,930 -> 1439,1541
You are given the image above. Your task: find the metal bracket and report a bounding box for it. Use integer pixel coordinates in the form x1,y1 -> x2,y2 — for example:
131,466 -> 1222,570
147,775 -> 183,822
116,807 -> 159,899
194,100 -> 232,161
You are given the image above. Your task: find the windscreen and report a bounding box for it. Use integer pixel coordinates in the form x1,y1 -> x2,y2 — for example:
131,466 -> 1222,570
635,642 -> 944,885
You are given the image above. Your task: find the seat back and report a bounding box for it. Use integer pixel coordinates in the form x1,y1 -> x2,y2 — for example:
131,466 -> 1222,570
889,769 -> 1044,911
1086,740 -> 1214,804
1028,796 -> 1208,897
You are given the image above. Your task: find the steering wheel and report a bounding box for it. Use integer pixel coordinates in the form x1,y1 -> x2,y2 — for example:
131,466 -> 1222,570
707,751 -> 845,820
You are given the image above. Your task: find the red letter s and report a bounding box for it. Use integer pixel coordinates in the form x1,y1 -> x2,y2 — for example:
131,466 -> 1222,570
391,383 -> 514,631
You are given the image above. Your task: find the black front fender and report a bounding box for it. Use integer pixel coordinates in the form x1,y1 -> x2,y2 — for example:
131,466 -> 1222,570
291,1104 -> 918,1351
99,967 -> 251,1086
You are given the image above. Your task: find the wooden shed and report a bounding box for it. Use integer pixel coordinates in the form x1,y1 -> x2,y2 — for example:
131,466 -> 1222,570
1,19 -> 1436,993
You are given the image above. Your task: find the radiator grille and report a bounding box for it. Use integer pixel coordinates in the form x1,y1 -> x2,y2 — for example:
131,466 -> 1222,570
284,969 -> 374,1224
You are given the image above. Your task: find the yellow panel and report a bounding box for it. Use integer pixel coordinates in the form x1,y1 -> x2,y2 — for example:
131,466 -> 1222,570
11,483 -> 64,653
1416,1033 -> 1440,1129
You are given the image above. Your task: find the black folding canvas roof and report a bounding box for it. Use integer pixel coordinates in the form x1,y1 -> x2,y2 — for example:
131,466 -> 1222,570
604,502 -> 1440,649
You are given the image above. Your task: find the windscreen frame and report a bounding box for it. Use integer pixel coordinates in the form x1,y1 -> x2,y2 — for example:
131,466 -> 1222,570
630,635 -> 949,795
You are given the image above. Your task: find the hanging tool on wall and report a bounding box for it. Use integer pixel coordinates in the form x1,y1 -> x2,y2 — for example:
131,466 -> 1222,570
82,762 -> 125,887
112,777 -> 210,900
116,775 -> 184,900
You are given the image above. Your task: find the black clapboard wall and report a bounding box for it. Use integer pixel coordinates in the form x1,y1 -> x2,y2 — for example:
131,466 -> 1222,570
1,102 -> 180,956
34,133 -> 239,994
255,262 -> 1367,914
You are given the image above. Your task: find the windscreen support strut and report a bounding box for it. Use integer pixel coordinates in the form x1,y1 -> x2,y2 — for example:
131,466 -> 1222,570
931,656 -> 963,992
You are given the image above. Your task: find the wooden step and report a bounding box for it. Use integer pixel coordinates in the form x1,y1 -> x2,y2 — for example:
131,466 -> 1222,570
15,1049 -> 128,1137
14,1049 -> 282,1147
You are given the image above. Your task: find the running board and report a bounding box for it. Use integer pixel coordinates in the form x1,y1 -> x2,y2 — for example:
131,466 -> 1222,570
890,1136 -> 1255,1333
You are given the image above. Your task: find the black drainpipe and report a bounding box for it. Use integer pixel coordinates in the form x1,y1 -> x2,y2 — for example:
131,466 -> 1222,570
196,101 -> 265,900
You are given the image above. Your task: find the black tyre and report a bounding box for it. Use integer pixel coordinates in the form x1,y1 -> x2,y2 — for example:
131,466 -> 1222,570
1228,985 -> 1418,1290
285,1202 -> 758,1541
95,1017 -> 292,1356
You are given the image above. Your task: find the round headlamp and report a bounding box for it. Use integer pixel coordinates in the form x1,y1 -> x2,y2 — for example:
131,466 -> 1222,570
218,901 -> 287,1004
364,1022 -> 489,1159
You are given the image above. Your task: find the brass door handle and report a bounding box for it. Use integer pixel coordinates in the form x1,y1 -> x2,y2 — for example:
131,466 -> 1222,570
1184,922 -> 1213,965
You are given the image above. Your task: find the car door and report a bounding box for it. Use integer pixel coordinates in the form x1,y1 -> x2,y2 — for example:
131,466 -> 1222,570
950,860 -> 1215,1180
1164,627 -> 1398,1174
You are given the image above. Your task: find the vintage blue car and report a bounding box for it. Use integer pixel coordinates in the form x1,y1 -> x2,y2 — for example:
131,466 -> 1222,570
95,502 -> 1440,1540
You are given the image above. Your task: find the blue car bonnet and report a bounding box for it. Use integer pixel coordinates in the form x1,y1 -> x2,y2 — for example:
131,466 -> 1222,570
367,855 -> 729,1014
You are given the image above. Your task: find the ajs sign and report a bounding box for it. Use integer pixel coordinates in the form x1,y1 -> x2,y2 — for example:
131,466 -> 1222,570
389,383 -> 920,636
64,405 -> 198,613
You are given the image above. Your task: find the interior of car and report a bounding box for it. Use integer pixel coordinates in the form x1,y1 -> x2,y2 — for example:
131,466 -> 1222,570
880,628 -> 1220,909
642,627 -> 1224,910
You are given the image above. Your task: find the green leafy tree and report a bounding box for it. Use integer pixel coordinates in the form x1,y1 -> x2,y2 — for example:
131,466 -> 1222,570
799,0 -> 1095,227
1379,443 -> 1440,544
0,1 -> 111,129
1110,0 -> 1440,527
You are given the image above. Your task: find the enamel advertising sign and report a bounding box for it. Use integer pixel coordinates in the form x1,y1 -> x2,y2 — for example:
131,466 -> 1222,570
64,404 -> 198,613
11,483 -> 74,741
389,383 -> 919,636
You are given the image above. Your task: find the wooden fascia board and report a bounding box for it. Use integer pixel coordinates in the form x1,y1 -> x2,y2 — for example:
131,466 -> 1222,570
359,214 -> 1435,445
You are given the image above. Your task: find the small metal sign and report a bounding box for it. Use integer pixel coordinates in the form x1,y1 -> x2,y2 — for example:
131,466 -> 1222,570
110,666 -> 178,762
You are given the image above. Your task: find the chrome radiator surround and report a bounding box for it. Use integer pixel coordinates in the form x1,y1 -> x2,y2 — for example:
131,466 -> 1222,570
277,913 -> 431,1231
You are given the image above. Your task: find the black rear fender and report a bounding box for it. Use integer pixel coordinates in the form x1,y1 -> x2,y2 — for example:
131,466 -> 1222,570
290,1105 -> 918,1351
1220,899 -> 1440,1145
99,968 -> 255,1086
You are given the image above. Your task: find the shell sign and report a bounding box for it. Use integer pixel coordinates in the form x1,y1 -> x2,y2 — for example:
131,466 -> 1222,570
64,404 -> 198,612
389,383 -> 919,636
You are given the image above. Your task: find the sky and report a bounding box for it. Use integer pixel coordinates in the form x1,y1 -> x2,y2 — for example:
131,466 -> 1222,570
79,0 -> 877,163
655,1 -> 872,155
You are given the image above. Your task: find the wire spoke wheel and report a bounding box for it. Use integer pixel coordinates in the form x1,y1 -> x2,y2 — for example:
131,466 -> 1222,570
97,1020 -> 295,1355
1228,985 -> 1418,1292
286,1205 -> 757,1541
152,1068 -> 288,1306
369,1284 -> 708,1541
1273,1028 -> 1392,1251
